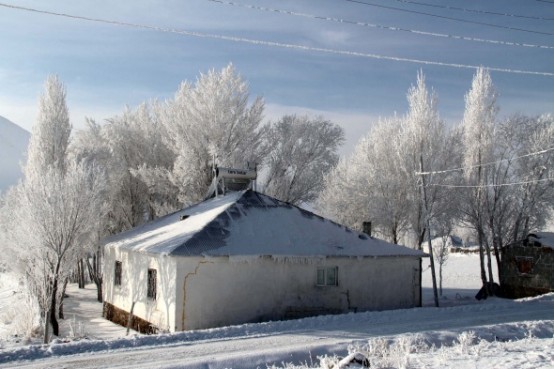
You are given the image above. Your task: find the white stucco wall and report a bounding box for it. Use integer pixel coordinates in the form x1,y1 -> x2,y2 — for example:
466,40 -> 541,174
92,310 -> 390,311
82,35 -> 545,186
104,249 -> 421,332
177,256 -> 421,331
104,247 -> 178,332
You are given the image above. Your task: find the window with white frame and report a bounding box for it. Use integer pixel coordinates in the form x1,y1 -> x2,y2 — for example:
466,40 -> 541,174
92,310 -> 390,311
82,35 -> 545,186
147,268 -> 157,300
316,266 -> 338,286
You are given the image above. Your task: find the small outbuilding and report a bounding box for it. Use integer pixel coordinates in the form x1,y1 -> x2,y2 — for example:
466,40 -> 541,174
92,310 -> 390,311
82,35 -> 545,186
500,232 -> 554,298
102,190 -> 426,333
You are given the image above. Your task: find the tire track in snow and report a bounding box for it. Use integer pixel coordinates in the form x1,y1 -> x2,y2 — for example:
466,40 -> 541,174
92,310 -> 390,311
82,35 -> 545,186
3,298 -> 553,369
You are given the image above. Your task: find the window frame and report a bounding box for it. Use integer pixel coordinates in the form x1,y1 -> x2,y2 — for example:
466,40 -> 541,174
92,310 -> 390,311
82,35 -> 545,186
114,261 -> 122,286
316,266 -> 338,287
147,268 -> 157,300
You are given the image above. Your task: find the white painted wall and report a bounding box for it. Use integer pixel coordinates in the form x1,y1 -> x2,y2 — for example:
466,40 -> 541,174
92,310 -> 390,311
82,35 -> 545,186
104,247 -> 178,332
104,248 -> 421,332
177,256 -> 421,331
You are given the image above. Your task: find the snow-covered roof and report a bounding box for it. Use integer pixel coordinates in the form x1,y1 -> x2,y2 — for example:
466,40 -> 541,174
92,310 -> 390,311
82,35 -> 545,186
104,190 -> 425,258
528,232 -> 554,249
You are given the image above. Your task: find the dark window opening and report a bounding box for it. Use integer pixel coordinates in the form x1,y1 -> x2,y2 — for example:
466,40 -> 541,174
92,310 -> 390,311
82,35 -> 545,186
515,256 -> 535,275
147,268 -> 157,300
114,261 -> 122,286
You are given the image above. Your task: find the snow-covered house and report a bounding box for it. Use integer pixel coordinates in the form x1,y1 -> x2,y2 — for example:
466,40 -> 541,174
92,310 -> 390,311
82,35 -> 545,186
102,190 -> 426,333
500,232 -> 554,298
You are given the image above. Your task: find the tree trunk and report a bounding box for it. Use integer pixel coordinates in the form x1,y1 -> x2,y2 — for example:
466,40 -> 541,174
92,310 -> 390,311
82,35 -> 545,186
86,255 -> 103,303
477,225 -> 488,295
485,240 -> 495,294
476,154 -> 488,294
96,249 -> 103,302
417,228 -> 426,251
43,308 -> 50,344
49,278 -> 59,336
97,279 -> 103,302
58,278 -> 69,319
77,260 -> 85,289
425,223 -> 440,307
87,256 -> 95,282
492,232 -> 502,280
439,261 -> 443,296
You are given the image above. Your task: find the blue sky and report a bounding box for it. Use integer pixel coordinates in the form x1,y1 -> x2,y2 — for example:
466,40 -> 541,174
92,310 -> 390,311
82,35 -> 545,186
0,0 -> 553,155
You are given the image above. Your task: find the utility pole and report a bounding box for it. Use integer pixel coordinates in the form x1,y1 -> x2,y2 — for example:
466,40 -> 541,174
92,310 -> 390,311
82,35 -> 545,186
419,156 -> 440,308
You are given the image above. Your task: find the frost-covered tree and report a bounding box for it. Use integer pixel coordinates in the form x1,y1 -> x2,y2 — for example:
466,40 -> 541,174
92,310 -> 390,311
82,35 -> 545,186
317,116 -> 411,243
318,72 -> 455,259
457,69 -> 554,294
431,215 -> 453,296
507,114 -> 554,241
262,115 -> 344,205
25,75 -> 71,181
70,104 -> 178,302
397,71 -> 454,306
393,71 -> 460,248
3,76 -> 107,341
481,114 -> 554,276
5,163 -> 106,340
460,67 -> 498,293
316,157 -> 363,230
160,64 -> 266,205
104,103 -> 175,226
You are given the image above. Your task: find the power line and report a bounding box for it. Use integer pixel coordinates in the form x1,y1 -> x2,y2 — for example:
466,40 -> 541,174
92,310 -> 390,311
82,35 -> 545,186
207,0 -> 554,50
427,177 -> 554,188
416,147 -> 554,176
343,0 -> 554,36
0,2 -> 553,77
390,0 -> 554,21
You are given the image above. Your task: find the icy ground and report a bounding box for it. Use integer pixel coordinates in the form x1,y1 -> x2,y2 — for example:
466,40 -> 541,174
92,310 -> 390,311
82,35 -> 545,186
1,254 -> 553,368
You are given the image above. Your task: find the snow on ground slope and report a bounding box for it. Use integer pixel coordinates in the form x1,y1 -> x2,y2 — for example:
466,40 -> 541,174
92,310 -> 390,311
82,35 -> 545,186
422,251 -> 498,306
0,116 -> 29,192
1,254 -> 553,368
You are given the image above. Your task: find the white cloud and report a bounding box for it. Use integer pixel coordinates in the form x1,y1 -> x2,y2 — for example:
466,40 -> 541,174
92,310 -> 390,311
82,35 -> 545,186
0,93 -> 121,134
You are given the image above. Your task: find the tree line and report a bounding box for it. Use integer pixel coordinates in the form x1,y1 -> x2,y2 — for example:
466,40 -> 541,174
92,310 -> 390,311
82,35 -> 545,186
0,65 -> 344,341
1,64 -> 552,341
317,68 -> 554,302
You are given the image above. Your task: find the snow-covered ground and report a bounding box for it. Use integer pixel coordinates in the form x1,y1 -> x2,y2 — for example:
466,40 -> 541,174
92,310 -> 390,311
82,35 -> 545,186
1,253 -> 553,368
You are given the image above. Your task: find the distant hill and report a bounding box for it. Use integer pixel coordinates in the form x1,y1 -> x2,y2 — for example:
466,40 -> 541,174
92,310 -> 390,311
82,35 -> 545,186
0,116 -> 30,193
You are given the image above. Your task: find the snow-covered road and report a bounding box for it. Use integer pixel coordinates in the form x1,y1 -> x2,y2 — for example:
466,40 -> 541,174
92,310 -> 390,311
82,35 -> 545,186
2,294 -> 553,369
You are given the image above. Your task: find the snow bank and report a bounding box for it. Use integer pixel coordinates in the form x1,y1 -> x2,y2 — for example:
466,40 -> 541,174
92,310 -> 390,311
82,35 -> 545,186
1,293 -> 553,366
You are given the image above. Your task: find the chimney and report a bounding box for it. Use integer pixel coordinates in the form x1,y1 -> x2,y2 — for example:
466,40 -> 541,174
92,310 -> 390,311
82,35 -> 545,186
362,221 -> 372,237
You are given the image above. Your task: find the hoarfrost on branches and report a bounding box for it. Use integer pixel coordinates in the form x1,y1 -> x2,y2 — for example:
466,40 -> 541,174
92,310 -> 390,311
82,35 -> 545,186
1,76 -> 107,342
262,115 -> 344,205
161,63 -> 267,205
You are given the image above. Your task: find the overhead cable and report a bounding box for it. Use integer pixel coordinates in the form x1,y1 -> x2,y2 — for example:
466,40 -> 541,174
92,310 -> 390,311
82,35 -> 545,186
343,0 -> 554,36
0,2 -> 553,76
416,147 -> 554,176
390,0 -> 554,21
207,0 -> 554,50
427,177 -> 554,188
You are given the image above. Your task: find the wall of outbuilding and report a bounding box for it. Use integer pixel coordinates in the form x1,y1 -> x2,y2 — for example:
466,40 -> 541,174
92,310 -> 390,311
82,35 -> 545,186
500,245 -> 554,298
177,255 -> 421,331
